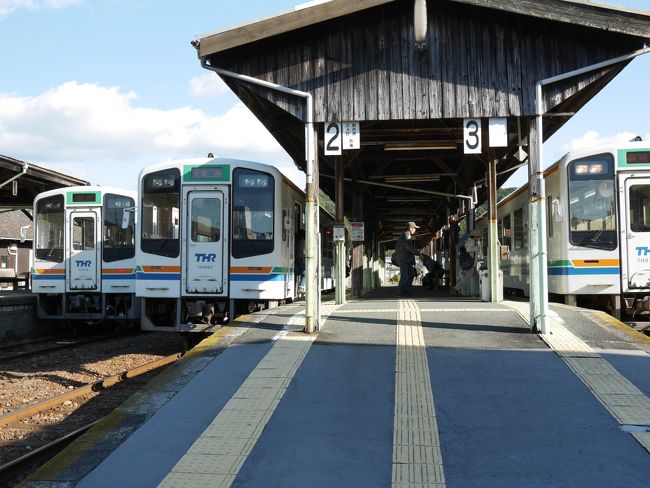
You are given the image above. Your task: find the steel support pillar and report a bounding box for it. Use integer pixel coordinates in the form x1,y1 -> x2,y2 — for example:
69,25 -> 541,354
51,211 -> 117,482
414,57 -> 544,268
488,157 -> 500,302
335,157 -> 346,305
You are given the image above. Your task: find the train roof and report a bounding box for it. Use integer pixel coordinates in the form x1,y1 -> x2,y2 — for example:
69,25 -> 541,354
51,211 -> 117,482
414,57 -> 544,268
34,185 -> 136,202
554,139 -> 650,165
473,139 -> 650,223
137,157 -> 293,181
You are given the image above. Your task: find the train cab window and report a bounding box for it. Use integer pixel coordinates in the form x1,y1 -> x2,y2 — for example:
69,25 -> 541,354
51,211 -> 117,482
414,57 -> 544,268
567,154 -> 616,250
141,169 -> 180,258
232,168 -> 274,258
35,195 -> 64,263
629,184 -> 650,233
191,198 -> 221,242
103,194 -> 135,262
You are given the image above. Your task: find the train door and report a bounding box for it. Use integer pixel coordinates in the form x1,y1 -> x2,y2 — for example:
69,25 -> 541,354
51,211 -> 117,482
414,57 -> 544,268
621,176 -> 650,290
182,188 -> 228,295
67,211 -> 100,291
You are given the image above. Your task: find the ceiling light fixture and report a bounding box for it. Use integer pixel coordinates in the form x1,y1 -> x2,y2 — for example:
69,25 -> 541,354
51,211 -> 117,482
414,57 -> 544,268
384,174 -> 440,183
384,142 -> 457,151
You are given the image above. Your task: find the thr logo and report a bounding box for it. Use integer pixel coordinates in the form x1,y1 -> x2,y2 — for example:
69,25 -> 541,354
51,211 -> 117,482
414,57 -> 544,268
195,253 -> 217,263
76,260 -> 92,268
635,246 -> 650,256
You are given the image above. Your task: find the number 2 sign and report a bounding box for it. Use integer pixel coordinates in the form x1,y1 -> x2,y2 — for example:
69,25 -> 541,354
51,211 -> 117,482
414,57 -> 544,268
463,118 -> 482,154
324,122 -> 342,156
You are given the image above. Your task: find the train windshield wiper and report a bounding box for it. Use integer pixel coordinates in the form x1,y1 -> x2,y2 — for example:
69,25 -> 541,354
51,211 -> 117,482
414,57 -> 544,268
575,239 -> 615,250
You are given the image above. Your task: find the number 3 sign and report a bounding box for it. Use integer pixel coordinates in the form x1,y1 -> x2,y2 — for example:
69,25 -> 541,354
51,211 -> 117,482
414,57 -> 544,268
463,118 -> 482,154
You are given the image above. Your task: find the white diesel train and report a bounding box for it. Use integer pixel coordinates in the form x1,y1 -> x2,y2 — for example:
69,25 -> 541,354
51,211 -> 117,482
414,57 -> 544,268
136,157 -> 334,334
476,140 -> 650,316
32,186 -> 139,324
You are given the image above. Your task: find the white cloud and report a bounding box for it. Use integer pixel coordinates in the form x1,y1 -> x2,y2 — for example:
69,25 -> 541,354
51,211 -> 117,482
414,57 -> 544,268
0,81 -> 304,190
189,74 -> 230,98
562,130 -> 649,153
0,0 -> 81,17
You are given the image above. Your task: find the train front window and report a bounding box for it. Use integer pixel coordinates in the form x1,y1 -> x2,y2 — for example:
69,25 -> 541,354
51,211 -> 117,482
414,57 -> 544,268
104,194 -> 135,262
35,195 -> 64,263
232,168 -> 274,258
568,154 -> 616,250
141,169 -> 180,258
72,217 -> 95,251
191,198 -> 221,242
629,184 -> 650,233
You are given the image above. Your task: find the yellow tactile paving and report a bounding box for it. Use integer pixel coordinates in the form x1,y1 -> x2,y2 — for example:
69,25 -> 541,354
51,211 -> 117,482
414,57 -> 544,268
158,304 -> 344,488
544,319 -> 650,433
503,301 -> 650,456
158,325 -> 315,488
393,299 -> 446,488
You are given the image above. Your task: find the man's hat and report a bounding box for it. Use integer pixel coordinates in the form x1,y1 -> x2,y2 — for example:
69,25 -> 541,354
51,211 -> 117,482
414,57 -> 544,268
407,221 -> 420,229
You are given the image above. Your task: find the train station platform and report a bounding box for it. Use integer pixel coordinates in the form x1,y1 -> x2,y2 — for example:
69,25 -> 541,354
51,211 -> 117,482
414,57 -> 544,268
22,286 -> 650,487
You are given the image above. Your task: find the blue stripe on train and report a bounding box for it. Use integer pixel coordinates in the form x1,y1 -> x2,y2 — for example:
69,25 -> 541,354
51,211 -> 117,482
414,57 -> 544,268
135,272 -> 181,280
102,274 -> 136,280
547,267 -> 619,276
230,274 -> 285,282
32,274 -> 65,280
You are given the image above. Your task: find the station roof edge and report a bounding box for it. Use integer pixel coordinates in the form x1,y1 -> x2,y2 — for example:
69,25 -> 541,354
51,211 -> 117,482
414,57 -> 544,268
195,0 -> 650,58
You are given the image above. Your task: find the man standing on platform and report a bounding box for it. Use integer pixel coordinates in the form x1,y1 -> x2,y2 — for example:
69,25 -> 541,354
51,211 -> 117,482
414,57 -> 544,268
395,221 -> 422,297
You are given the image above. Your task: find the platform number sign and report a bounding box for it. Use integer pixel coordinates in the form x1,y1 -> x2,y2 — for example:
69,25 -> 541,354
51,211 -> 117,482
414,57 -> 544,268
325,122 -> 342,155
463,118 -> 482,154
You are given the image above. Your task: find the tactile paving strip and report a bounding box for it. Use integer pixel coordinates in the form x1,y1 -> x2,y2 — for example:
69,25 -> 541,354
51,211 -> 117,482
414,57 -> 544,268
157,305 -> 347,488
393,299 -> 445,487
502,301 -> 650,455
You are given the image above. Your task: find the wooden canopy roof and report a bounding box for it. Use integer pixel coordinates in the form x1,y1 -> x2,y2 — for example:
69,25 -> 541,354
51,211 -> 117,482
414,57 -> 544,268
0,155 -> 89,210
195,0 -> 650,241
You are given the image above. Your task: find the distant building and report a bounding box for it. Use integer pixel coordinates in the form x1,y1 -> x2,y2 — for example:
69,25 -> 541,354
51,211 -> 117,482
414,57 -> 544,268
0,210 -> 33,279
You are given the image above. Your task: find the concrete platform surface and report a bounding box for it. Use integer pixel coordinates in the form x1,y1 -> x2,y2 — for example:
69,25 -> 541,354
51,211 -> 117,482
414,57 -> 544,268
19,286 -> 650,487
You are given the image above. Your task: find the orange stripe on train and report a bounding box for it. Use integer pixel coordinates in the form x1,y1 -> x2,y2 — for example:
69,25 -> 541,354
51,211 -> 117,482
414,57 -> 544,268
230,267 -> 273,274
142,266 -> 181,272
572,259 -> 620,267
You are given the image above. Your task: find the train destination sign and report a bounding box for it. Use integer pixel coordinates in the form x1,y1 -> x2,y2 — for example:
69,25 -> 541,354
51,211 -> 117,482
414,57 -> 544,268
191,166 -> 224,180
626,151 -> 650,165
184,164 -> 230,182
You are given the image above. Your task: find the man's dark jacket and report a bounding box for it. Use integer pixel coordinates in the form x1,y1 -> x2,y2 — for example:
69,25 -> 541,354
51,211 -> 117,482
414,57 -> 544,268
396,231 -> 420,265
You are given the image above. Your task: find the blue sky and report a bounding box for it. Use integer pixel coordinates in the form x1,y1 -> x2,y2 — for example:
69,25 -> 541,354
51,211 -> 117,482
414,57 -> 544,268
0,0 -> 648,190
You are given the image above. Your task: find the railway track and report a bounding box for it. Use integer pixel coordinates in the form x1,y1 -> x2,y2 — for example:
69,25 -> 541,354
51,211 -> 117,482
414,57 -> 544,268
0,335 -> 114,363
0,332 -> 186,486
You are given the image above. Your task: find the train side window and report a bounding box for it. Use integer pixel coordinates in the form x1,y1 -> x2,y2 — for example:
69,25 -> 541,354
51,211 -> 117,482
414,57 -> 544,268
104,194 -> 135,262
501,214 -> 512,248
629,184 -> 650,233
547,195 -> 553,237
141,168 -> 181,258
35,195 -> 64,263
232,168 -> 274,258
514,208 -> 524,250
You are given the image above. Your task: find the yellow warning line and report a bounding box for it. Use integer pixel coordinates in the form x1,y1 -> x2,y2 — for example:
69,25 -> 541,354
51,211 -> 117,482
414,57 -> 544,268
159,330 -> 315,488
158,303 -> 343,488
393,299 -> 445,487
503,301 -> 650,455
589,310 -> 650,346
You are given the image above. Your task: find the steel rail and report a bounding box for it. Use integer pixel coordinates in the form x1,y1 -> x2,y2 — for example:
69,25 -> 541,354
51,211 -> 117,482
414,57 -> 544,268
0,351 -> 184,427
0,335 -> 113,363
0,419 -> 101,476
